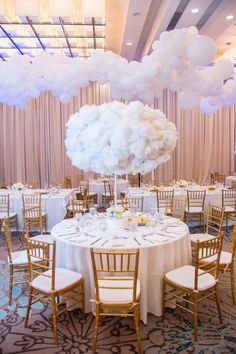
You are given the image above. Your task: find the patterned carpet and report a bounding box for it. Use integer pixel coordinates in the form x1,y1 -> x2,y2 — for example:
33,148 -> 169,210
0,226 -> 236,354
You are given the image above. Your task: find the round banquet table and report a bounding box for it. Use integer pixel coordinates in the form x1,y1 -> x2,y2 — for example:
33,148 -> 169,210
88,179 -> 129,207
51,213 -> 192,324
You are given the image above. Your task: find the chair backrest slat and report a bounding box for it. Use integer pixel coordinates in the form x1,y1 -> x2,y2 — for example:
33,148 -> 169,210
0,194 -> 10,215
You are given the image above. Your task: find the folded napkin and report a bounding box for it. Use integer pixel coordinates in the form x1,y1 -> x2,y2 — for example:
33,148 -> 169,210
145,235 -> 169,243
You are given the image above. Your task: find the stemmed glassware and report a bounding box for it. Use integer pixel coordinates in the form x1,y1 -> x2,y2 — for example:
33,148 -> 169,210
129,220 -> 138,237
99,219 -> 108,234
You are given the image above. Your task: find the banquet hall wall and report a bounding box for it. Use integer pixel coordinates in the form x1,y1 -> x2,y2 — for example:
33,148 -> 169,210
0,83 -> 235,187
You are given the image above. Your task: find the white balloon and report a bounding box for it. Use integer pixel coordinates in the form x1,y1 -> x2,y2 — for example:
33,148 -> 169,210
178,90 -> 200,110
186,35 -> 216,66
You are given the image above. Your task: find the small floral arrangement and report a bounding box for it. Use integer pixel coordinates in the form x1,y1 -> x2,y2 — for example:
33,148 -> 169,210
106,205 -> 124,217
11,182 -> 25,191
176,179 -> 188,187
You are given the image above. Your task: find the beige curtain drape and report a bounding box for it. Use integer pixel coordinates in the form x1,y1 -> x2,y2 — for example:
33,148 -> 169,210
0,84 -> 235,187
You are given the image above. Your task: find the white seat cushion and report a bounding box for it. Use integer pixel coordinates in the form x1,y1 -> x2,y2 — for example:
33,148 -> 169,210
204,251 -> 232,265
10,250 -> 41,265
0,212 -> 17,219
31,268 -> 83,293
225,206 -> 236,213
98,278 -> 141,304
31,234 -> 54,243
190,233 -> 216,243
186,206 -> 203,213
165,265 -> 216,291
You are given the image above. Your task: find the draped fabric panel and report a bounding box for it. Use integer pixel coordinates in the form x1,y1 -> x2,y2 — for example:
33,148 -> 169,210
0,84 -> 235,187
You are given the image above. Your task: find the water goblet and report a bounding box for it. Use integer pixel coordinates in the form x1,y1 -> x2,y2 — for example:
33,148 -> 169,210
90,207 -> 96,218
129,220 -> 138,237
99,219 -> 108,234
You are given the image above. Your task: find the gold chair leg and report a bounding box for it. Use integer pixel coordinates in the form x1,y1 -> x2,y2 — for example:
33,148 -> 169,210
81,280 -> 85,317
162,280 -> 166,317
93,304 -> 100,354
134,305 -> 142,354
9,265 -> 13,305
231,268 -> 236,305
25,287 -> 33,327
215,284 -> 223,323
193,293 -> 198,341
52,295 -> 58,345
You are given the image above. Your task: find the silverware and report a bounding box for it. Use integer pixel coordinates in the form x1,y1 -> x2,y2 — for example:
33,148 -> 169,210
144,238 -> 155,244
133,237 -> 141,246
155,232 -> 175,239
90,237 -> 102,245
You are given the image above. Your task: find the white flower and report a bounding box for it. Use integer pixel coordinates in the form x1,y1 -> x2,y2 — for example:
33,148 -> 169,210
11,182 -> 25,191
65,101 -> 177,175
176,179 -> 188,187
106,205 -> 125,216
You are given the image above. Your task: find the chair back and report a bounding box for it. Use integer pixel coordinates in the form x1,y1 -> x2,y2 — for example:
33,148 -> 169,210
22,193 -> 41,208
232,181 -> 236,190
231,222 -> 236,261
210,173 -> 215,185
3,219 -> 13,263
128,174 -> 139,187
103,180 -> 113,197
215,173 -> 225,186
186,190 -> 206,211
80,181 -> 89,195
25,236 -> 56,290
90,249 -> 140,304
122,197 -> 143,213
222,189 -> 236,208
71,199 -> 84,215
64,177 -> 72,189
0,193 -> 10,215
205,204 -> 224,236
165,197 -> 186,221
156,189 -> 174,212
194,234 -> 223,292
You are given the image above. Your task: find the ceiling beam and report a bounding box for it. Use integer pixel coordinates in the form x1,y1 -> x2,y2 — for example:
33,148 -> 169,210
0,25 -> 24,55
59,17 -> 73,57
92,17 -> 97,50
26,16 -> 45,50
0,21 -> 105,26
0,35 -> 105,39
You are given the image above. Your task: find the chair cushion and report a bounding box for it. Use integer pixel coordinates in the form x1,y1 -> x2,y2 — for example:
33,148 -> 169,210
0,212 -> 17,219
165,265 -> 216,291
224,206 -> 236,213
204,251 -> 232,265
9,250 -> 41,265
98,278 -> 141,304
30,268 -> 83,293
186,206 -> 203,213
190,233 -> 216,243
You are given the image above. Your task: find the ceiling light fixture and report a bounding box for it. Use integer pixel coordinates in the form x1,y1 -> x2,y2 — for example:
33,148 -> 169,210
126,42 -> 132,46
226,14 -> 234,20
191,8 -> 199,14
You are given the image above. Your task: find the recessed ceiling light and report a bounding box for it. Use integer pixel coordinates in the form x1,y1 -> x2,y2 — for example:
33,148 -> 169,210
191,8 -> 199,14
126,42 -> 132,46
226,14 -> 234,20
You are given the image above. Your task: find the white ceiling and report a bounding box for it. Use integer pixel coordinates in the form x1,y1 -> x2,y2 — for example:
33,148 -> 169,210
0,0 -> 236,61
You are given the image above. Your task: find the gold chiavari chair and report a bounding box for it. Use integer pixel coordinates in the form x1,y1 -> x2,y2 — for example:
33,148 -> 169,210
90,248 -> 142,353
156,189 -> 174,213
68,197 -> 94,216
185,190 -> 206,226
23,206 -> 47,234
80,181 -> 98,205
102,180 -> 114,207
64,176 -> 72,189
215,173 -> 226,186
190,204 -> 224,244
210,173 -> 215,185
165,198 -> 186,221
122,197 -> 143,213
163,180 -> 173,187
22,194 -> 47,233
3,220 -> 32,304
203,223 -> 236,304
0,193 -> 18,232
25,236 -> 85,345
162,236 -> 223,341
222,189 -> 236,228
232,181 -> 236,190
27,182 -> 40,189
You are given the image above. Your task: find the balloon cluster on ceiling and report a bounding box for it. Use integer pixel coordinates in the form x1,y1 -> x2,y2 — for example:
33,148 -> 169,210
65,101 -> 177,174
0,25 -> 235,113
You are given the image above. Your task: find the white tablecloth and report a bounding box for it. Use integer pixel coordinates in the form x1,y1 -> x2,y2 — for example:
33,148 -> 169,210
226,176 -> 236,187
51,214 -> 191,323
0,189 -> 74,230
88,179 -> 129,206
126,186 -> 225,217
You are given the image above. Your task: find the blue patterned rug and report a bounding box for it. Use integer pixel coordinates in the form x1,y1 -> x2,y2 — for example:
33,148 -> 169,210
0,227 -> 236,354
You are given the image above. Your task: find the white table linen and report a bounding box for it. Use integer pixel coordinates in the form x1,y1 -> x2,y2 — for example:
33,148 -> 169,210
88,179 -> 129,206
126,186 -> 225,216
0,189 -> 74,230
51,214 -> 191,323
226,176 -> 236,187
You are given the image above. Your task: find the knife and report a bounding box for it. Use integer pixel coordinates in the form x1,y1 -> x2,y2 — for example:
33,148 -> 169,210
133,237 -> 141,246
90,238 -> 102,245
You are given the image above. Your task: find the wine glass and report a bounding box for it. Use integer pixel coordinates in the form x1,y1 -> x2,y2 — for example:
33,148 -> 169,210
129,220 -> 138,237
79,216 -> 87,235
90,207 -> 96,217
99,219 -> 108,234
